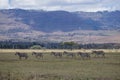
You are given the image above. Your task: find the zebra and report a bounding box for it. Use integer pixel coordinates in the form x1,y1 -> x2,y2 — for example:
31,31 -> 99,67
32,52 -> 43,58
77,52 -> 90,59
92,50 -> 105,57
15,52 -> 28,60
63,51 -> 75,58
51,52 -> 62,58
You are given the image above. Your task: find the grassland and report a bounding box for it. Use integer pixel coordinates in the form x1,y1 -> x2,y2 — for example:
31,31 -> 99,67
0,49 -> 120,80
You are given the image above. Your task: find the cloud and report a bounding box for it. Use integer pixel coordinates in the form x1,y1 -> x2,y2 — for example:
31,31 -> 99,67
100,0 -> 120,11
0,0 -> 120,12
0,0 -> 9,9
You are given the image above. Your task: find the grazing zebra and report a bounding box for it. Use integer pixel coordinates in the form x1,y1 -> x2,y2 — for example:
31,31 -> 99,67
63,51 -> 75,58
77,52 -> 90,59
15,52 -> 28,60
92,50 -> 105,57
32,52 -> 43,58
51,52 -> 62,58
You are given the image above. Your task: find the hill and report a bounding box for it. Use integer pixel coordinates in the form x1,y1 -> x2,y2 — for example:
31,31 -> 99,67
0,9 -> 120,43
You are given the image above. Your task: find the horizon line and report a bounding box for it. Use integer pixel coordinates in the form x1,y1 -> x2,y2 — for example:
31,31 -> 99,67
0,8 -> 120,12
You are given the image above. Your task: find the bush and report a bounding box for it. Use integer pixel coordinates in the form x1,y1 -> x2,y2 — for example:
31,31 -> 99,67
30,45 -> 43,49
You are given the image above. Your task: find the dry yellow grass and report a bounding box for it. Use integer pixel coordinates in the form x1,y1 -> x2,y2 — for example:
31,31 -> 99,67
0,49 -> 120,53
0,49 -> 120,80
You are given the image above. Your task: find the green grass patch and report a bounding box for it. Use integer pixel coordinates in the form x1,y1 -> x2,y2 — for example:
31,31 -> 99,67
0,51 -> 120,80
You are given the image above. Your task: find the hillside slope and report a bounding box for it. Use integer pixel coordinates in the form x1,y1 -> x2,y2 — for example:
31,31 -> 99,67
1,9 -> 120,32
0,9 -> 120,43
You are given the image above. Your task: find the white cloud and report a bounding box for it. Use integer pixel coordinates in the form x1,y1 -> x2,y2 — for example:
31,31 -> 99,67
0,0 -> 120,12
0,0 -> 9,9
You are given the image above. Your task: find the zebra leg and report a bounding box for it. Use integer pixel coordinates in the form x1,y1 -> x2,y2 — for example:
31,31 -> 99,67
80,56 -> 84,60
94,54 -> 96,58
59,55 -> 62,58
96,54 -> 98,58
19,57 -> 21,60
36,56 -> 38,59
37,56 -> 40,59
82,57 -> 84,60
103,54 -> 105,58
88,56 -> 91,59
25,56 -> 28,59
97,55 -> 99,58
73,55 -> 76,58
41,55 -> 43,59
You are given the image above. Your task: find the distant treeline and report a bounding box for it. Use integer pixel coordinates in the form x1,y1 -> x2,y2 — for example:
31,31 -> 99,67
0,41 -> 120,49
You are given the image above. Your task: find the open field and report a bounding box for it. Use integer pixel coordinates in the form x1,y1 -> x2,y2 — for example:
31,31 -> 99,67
0,49 -> 120,80
0,49 -> 120,53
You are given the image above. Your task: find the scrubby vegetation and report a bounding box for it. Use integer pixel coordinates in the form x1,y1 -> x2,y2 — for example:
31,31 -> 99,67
0,41 -> 120,49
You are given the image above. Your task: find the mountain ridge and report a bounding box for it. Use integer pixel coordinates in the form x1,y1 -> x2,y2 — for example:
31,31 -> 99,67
0,9 -> 120,43
0,9 -> 120,32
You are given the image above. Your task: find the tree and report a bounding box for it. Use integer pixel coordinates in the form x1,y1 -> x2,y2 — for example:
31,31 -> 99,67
62,41 -> 78,50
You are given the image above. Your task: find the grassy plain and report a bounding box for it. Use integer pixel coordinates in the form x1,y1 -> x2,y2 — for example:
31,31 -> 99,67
0,49 -> 120,80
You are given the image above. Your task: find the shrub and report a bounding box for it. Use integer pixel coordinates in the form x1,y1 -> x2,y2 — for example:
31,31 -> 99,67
30,45 -> 43,49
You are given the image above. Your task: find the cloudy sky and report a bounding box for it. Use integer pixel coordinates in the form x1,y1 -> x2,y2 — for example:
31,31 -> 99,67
0,0 -> 120,12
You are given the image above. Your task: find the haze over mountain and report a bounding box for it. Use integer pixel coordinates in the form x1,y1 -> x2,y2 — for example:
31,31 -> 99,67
0,9 -> 120,43
0,9 -> 120,32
